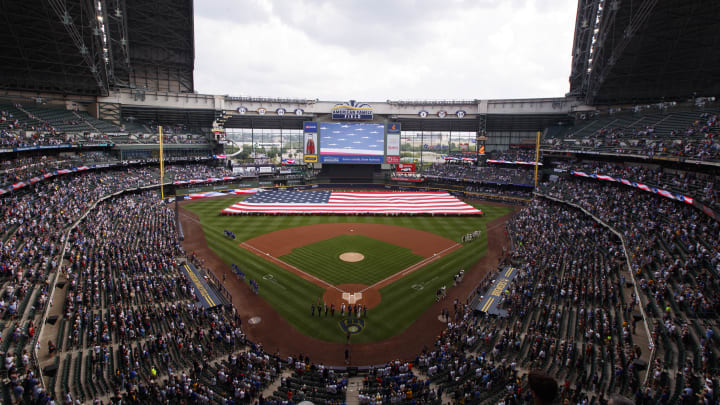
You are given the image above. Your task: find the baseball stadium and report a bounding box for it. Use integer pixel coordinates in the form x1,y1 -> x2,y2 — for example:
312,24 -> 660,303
1,1 -> 719,404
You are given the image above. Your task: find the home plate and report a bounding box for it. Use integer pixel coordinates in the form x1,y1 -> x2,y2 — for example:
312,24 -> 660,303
342,292 -> 363,304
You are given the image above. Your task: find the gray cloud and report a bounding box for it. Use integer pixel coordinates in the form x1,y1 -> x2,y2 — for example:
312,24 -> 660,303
266,0 -> 508,51
194,0 -> 271,25
193,0 -> 577,100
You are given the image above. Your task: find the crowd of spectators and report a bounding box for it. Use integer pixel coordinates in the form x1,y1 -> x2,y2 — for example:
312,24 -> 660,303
0,166 -> 178,404
464,185 -> 533,201
540,176 -> 720,404
422,163 -> 534,185
165,164 -> 233,181
404,198 -> 645,404
0,155 -> 333,404
126,133 -> 208,145
359,361 -> 437,404
544,112 -> 720,161
566,160 -> 720,212
3,142 -> 719,404
1,106 -> 54,134
485,150 -> 541,162
0,157 -> 236,193
0,152 -> 531,404
50,191 -> 284,403
0,130 -> 83,149
0,152 -> 118,188
270,362 -> 347,404
1,105 -> 211,148
0,163 -> 284,404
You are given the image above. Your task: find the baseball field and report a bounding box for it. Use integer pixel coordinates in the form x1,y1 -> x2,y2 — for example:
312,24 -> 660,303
181,195 -> 512,344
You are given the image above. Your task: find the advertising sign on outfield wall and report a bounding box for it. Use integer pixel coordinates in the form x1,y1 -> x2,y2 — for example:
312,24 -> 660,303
396,164 -> 416,172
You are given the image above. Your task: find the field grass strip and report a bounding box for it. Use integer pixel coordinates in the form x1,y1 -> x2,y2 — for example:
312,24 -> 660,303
240,242 -> 344,293
360,242 -> 462,293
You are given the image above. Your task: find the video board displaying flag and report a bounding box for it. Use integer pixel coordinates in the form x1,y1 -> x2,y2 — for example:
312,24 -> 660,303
221,191 -> 483,215
319,122 -> 385,164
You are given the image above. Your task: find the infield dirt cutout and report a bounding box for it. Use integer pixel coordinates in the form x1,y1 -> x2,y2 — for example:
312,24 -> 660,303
240,223 -> 461,310
339,252 -> 365,262
179,200 -> 518,365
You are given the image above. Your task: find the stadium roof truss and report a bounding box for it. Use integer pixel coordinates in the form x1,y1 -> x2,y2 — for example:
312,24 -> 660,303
0,0 -> 194,97
0,0 -> 109,96
569,0 -> 720,105
123,0 -> 195,93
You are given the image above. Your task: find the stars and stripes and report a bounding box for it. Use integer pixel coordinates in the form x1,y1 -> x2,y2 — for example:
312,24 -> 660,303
221,191 -> 483,215
319,122 -> 385,156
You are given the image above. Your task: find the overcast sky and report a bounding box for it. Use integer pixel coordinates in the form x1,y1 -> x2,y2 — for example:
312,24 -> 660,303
193,0 -> 577,101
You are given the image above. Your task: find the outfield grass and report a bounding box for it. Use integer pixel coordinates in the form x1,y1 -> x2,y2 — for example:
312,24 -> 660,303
183,196 -> 512,343
280,234 -> 423,286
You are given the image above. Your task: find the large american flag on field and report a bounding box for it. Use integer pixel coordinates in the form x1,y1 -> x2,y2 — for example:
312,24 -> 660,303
221,191 -> 483,215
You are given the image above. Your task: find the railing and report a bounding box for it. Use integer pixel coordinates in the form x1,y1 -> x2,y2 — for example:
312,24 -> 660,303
535,192 -> 656,386
541,147 -> 720,168
198,264 -> 234,306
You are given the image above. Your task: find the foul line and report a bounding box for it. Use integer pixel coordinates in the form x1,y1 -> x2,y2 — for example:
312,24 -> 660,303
240,242 -> 344,293
180,207 -> 508,296
180,209 -> 342,294
360,242 -> 462,293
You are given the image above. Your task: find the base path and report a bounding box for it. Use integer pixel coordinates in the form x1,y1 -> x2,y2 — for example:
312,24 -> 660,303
240,222 -> 461,309
244,222 -> 457,257
178,199 -> 520,366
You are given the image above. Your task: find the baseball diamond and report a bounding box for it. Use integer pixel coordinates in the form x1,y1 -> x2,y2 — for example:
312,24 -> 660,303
179,195 -> 514,353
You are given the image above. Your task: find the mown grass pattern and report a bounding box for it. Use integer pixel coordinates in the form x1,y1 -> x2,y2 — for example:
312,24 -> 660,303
279,235 -> 423,286
183,196 -> 512,343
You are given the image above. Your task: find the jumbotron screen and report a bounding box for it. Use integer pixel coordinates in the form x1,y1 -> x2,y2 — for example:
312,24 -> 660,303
319,122 -> 385,164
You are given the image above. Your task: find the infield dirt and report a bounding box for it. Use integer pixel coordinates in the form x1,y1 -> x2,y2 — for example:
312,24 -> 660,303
179,201 -> 518,365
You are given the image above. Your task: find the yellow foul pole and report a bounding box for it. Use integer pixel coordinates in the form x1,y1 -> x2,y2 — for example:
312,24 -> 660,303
159,125 -> 165,199
534,130 -> 541,188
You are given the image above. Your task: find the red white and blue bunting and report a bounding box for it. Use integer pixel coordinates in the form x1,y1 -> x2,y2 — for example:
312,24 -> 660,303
186,188 -> 262,199
571,171 -> 694,205
487,159 -> 543,166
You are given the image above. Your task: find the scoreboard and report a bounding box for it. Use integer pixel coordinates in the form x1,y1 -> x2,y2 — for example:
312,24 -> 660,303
303,121 -> 401,164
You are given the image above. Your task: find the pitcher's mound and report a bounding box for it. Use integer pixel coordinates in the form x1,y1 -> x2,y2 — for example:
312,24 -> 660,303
339,252 -> 365,262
